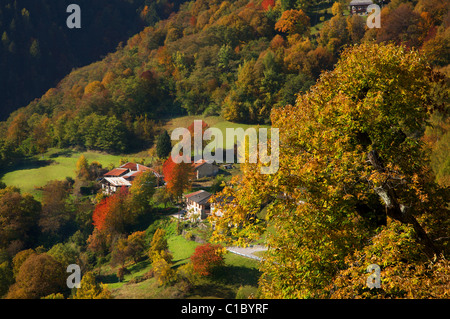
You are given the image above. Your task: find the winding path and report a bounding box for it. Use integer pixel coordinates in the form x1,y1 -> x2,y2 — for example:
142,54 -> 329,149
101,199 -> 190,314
226,245 -> 267,261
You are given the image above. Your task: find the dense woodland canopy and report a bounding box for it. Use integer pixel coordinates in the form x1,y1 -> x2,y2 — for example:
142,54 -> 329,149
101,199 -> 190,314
0,0 -> 186,121
0,0 -> 447,169
0,0 -> 448,299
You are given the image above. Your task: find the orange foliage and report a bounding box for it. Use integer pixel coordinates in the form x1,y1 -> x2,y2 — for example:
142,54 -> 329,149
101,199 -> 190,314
275,9 -> 310,36
261,0 -> 275,11
162,156 -> 194,199
92,187 -> 128,232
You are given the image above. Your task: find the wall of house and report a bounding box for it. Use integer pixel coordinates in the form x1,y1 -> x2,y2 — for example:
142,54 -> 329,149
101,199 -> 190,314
186,200 -> 211,220
196,164 -> 219,179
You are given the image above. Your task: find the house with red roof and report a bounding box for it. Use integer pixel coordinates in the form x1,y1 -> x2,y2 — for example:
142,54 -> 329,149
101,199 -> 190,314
100,162 -> 164,195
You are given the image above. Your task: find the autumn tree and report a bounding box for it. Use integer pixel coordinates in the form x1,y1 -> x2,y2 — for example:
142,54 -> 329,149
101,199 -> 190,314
126,231 -> 147,264
211,43 -> 449,298
72,272 -> 111,299
152,254 -> 177,286
75,155 -> 89,180
190,243 -> 225,276
38,180 -> 73,242
162,156 -> 194,200
331,2 -> 343,16
148,228 -> 171,263
275,9 -> 310,36
129,169 -> 157,212
0,187 -> 41,253
375,3 -> 426,48
92,187 -> 132,234
6,253 -> 67,299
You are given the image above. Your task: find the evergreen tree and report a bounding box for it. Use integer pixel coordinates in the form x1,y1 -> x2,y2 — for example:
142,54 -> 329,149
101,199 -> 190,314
156,130 -> 172,159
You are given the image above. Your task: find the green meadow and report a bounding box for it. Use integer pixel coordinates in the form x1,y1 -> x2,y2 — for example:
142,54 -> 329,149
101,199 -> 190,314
1,116 -> 271,199
106,234 -> 260,299
0,148 -> 125,197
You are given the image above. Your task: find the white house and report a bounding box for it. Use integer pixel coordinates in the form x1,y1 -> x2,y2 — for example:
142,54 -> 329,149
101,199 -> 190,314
184,190 -> 212,220
100,162 -> 163,195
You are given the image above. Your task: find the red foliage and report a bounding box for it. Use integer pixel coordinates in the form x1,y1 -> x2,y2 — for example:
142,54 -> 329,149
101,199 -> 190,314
162,155 -> 176,183
189,16 -> 197,27
162,156 -> 194,198
190,243 -> 224,276
92,187 -> 128,231
92,198 -> 108,231
261,0 -> 275,11
187,120 -> 209,135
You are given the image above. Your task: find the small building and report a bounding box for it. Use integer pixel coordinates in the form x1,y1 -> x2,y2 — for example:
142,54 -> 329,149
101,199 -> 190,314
184,190 -> 212,220
100,177 -> 132,195
100,162 -> 164,194
192,159 -> 219,179
349,0 -> 373,14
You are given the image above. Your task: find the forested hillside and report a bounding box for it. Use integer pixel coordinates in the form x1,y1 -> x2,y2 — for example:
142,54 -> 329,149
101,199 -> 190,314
1,0 -> 448,174
0,0 -> 185,120
0,0 -> 448,300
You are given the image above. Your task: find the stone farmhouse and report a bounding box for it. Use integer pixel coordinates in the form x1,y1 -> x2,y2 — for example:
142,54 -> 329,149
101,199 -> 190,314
192,159 -> 219,179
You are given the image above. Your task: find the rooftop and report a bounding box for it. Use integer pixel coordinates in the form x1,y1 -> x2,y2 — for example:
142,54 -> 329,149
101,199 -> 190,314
192,159 -> 215,169
104,168 -> 128,177
349,0 -> 373,6
185,190 -> 212,205
103,177 -> 132,187
119,162 -> 151,171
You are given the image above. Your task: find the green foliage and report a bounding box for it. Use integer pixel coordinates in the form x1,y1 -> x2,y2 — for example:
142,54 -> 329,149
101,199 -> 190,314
0,261 -> 14,297
156,130 -> 172,159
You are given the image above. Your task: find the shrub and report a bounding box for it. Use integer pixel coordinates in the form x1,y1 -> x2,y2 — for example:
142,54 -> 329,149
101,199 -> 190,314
152,256 -> 177,286
190,243 -> 225,276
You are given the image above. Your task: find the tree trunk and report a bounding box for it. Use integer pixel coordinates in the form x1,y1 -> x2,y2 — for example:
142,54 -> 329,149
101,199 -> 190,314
368,150 -> 438,259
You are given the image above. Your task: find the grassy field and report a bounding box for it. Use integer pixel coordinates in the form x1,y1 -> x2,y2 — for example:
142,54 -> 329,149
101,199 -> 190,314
107,233 -> 260,299
1,115 -> 264,197
163,115 -> 271,146
0,148 -> 126,197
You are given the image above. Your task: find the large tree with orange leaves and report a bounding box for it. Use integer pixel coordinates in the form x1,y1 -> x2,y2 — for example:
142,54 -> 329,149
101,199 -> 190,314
275,9 -> 310,36
162,156 -> 194,200
92,187 -> 130,234
211,43 -> 449,298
